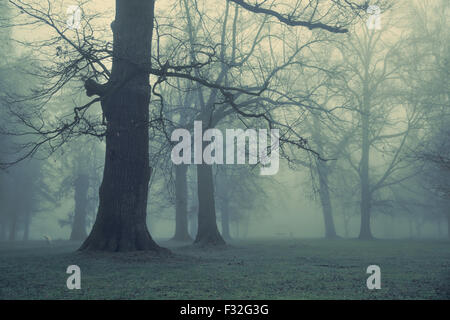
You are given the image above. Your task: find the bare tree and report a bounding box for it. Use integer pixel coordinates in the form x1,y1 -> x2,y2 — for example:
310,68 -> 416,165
332,13 -> 423,239
4,0 -> 370,251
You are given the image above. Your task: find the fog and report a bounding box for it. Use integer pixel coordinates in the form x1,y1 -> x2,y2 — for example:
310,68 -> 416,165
0,1 -> 448,247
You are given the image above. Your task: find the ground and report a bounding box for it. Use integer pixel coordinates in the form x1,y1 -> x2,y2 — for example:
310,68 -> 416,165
0,238 -> 448,299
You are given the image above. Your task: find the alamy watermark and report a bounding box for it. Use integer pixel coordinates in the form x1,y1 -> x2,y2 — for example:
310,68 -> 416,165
171,121 -> 280,175
366,265 -> 381,289
66,5 -> 82,30
367,5 -> 382,30
66,265 -> 81,290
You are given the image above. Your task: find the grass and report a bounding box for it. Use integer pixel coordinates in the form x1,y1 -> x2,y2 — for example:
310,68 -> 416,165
0,238 -> 449,299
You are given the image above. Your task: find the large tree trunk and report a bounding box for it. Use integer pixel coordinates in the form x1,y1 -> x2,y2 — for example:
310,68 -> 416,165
80,0 -> 165,252
221,200 -> 231,240
317,163 -> 338,239
194,164 -> 225,246
172,164 -> 192,242
359,111 -> 373,240
70,174 -> 89,241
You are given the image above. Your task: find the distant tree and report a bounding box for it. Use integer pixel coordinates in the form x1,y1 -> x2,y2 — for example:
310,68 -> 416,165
331,13 -> 423,239
403,0 -> 449,238
56,138 -> 103,241
215,163 -> 269,240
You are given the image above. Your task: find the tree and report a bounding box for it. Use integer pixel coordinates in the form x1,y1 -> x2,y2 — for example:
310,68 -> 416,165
215,164 -> 269,240
0,159 -> 42,241
153,0 -> 367,246
5,0 -> 371,251
77,0 -> 164,251
60,140 -> 102,241
172,164 -> 191,241
403,0 -> 450,238
307,105 -> 355,238
332,14 -> 421,239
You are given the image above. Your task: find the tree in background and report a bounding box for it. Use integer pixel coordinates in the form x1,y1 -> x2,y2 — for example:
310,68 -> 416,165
404,0 -> 449,238
56,138 -> 103,241
215,165 -> 269,240
331,10 -> 423,239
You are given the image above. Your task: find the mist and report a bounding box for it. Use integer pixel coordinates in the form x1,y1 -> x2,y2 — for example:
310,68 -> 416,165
0,0 -> 448,300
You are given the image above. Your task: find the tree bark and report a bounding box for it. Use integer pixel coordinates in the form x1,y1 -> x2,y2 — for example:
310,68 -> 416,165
70,174 -> 89,241
80,0 -> 165,252
171,164 -> 192,242
194,163 -> 225,246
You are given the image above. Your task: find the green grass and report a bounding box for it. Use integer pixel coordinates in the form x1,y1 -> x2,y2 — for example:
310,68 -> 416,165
0,238 -> 449,299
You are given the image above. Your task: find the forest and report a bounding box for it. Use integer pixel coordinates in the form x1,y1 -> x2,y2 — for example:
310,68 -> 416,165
0,0 -> 448,300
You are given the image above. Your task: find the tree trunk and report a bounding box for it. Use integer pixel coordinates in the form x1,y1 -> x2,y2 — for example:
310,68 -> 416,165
221,200 -> 231,240
80,0 -> 165,252
70,174 -> 89,241
172,164 -> 192,242
359,182 -> 373,239
188,210 -> 198,239
317,163 -> 338,238
9,213 -> 17,241
312,114 -> 338,239
358,111 -> 373,240
22,211 -> 30,241
194,164 -> 225,246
